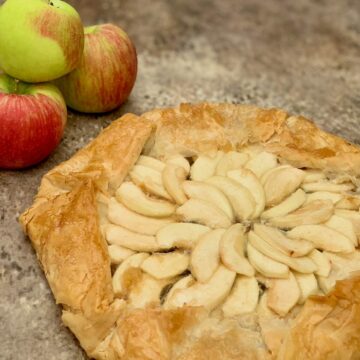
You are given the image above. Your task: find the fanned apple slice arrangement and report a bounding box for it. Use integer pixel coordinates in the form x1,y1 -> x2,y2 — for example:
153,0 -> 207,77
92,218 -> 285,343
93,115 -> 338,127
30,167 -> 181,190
99,149 -> 360,318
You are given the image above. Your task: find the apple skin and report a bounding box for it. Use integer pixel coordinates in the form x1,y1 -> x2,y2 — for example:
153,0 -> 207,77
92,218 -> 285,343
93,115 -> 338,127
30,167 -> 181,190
55,24 -> 137,113
0,74 -> 67,169
0,0 -> 84,83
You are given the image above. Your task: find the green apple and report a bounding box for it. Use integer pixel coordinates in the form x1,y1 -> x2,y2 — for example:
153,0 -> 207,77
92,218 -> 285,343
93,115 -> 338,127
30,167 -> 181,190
55,24 -> 137,113
0,0 -> 84,83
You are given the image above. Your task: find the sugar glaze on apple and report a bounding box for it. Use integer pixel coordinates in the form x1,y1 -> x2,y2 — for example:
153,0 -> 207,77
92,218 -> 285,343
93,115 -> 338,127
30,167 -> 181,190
0,74 -> 67,169
55,24 -> 137,113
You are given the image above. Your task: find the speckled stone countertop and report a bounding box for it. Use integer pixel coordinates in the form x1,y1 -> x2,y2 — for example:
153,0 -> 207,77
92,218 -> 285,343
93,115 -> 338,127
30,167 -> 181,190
1,0 -> 360,359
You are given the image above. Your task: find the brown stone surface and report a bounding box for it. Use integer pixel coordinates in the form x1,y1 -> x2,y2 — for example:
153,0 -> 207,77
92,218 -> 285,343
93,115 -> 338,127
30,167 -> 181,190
1,0 -> 360,358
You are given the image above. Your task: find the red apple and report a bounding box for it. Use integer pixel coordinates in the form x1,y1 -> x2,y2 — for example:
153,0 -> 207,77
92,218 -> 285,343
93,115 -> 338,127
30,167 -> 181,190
55,23 -> 137,113
0,74 -> 67,169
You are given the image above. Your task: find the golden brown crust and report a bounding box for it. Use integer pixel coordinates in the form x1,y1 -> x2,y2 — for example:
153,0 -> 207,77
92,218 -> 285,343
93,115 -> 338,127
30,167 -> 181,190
175,321 -> 268,360
266,115 -> 360,176
88,307 -> 205,360
20,114 -> 154,355
20,103 -> 360,359
144,103 -> 360,175
277,275 -> 360,360
143,103 -> 289,157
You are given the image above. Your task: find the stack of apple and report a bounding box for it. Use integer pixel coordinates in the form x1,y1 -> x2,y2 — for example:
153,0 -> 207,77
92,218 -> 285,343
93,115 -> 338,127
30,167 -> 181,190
0,0 -> 137,169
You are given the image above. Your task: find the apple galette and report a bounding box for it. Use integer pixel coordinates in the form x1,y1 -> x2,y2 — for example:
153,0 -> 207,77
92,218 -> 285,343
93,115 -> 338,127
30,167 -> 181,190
20,103 -> 360,360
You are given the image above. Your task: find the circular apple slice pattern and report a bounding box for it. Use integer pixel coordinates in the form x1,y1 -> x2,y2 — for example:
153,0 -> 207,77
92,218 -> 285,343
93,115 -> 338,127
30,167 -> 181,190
96,150 -> 360,318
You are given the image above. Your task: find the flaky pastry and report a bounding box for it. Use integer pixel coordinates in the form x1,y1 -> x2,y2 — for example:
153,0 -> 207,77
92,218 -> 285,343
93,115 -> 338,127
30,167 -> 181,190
20,103 -> 360,360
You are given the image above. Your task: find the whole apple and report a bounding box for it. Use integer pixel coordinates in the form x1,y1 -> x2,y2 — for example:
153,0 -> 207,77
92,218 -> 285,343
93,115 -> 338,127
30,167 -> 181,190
0,0 -> 84,83
55,24 -> 137,113
0,74 -> 67,169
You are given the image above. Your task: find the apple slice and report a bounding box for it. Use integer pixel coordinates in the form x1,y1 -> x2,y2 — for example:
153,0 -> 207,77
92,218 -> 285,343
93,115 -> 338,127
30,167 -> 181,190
325,251 -> 360,269
261,189 -> 306,219
253,224 -> 314,257
247,243 -> 289,278
263,166 -> 305,206
222,276 -> 259,317
128,273 -> 171,308
116,182 -> 176,217
220,224 -> 254,276
106,224 -> 164,252
162,164 -> 188,204
267,272 -> 300,316
259,290 -> 295,354
268,200 -> 334,229
335,209 -> 360,239
166,155 -> 191,174
112,253 -> 149,295
308,249 -> 331,277
156,223 -> 211,249
287,225 -> 355,253
163,275 -> 195,307
318,251 -> 360,294
336,194 -> 360,210
248,231 -> 317,273
317,273 -> 337,295
317,274 -> 336,294
304,191 -> 343,205
136,155 -> 166,172
176,198 -> 233,229
303,170 -> 327,183
227,168 -> 265,218
190,229 -> 225,282
129,165 -> 172,200
141,251 -> 189,279
260,165 -> 291,185
302,181 -> 354,193
325,215 -> 357,246
257,292 -> 276,319
108,244 -> 135,265
215,151 -> 249,176
164,265 -> 236,311
107,198 -> 173,235
206,176 -> 256,221
182,180 -> 234,221
294,272 -> 319,304
245,151 -> 278,178
190,152 -> 224,181
255,274 -> 271,289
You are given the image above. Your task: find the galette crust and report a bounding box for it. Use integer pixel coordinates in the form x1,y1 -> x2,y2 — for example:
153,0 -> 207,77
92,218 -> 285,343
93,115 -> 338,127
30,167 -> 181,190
20,103 -> 360,359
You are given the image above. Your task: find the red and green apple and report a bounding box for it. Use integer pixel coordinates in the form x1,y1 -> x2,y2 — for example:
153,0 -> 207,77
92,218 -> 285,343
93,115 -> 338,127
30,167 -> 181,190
0,0 -> 84,83
0,74 -> 67,169
55,24 -> 137,113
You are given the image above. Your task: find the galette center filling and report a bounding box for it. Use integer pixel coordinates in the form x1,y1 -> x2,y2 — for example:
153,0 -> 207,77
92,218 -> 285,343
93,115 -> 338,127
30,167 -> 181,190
97,146 -> 360,317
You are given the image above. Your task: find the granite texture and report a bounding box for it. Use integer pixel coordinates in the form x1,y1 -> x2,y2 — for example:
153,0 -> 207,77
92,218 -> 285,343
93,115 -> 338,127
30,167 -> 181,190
1,0 -> 360,359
